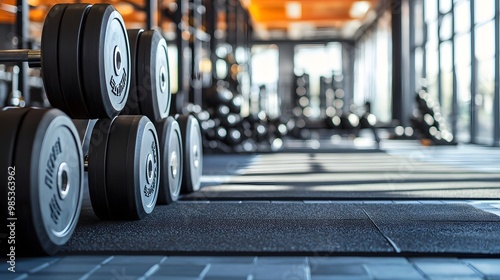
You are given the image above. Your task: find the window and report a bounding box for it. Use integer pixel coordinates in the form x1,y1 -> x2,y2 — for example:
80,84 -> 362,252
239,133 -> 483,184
440,41 -> 453,132
474,0 -> 495,24
454,0 -> 470,34
440,13 -> 453,40
454,32 -> 471,142
440,0 -> 452,14
294,43 -> 343,119
354,12 -> 392,123
251,45 -> 279,117
474,21 -> 496,144
411,0 -> 500,145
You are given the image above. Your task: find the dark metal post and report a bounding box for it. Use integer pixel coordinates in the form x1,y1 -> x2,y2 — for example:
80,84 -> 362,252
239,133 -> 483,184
470,0 -> 477,143
191,0 -> 203,106
174,0 -> 189,113
145,0 -> 158,29
15,0 -> 29,105
451,1 -> 458,138
391,0 -> 411,126
206,0 -> 217,79
494,0 -> 500,146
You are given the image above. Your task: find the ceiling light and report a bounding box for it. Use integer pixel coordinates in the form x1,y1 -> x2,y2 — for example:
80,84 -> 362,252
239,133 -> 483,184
286,2 -> 302,19
350,1 -> 370,18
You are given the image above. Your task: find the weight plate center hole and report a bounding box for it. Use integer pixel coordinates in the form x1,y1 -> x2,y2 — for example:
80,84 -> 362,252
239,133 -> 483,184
170,151 -> 178,178
159,66 -> 167,93
114,46 -> 122,76
146,153 -> 154,184
193,144 -> 199,169
57,162 -> 70,200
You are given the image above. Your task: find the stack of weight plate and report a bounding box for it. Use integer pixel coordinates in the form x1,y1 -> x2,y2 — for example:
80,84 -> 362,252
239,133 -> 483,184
0,3 -> 202,256
123,28 -> 203,205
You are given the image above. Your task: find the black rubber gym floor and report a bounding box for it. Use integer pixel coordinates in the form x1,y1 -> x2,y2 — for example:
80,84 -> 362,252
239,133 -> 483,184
61,146 -> 500,256
62,202 -> 500,255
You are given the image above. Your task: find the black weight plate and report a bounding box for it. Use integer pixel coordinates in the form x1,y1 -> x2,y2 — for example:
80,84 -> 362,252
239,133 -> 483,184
136,30 -> 171,122
0,108 -> 31,253
106,116 -> 160,219
41,4 -> 70,113
155,117 -> 183,205
57,4 -> 92,119
122,29 -> 144,115
81,4 -> 130,118
14,109 -> 83,255
177,115 -> 203,193
88,118 -> 114,220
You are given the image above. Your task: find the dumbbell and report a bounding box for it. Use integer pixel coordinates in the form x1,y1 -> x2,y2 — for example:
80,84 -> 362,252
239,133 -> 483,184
215,126 -> 228,142
225,128 -> 243,146
360,113 -> 377,129
237,138 -> 258,153
0,4 -> 130,119
340,113 -> 360,130
7,66 -> 25,107
325,115 -> 342,129
123,29 -> 171,122
238,118 -> 254,139
203,82 -> 233,107
228,93 -> 243,114
177,115 -> 203,193
0,108 -> 84,255
268,117 -> 288,138
87,115 -> 160,220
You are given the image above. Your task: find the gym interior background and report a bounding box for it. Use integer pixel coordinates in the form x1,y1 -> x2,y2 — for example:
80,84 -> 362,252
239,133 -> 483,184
1,0 -> 500,279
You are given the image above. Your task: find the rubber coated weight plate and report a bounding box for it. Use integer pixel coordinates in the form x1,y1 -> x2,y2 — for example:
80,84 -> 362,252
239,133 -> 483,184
57,4 -> 92,118
81,4 -> 130,118
177,115 -> 203,193
14,109 -> 84,255
41,4 -> 70,113
155,117 -> 183,204
0,108 -> 30,252
88,118 -> 114,220
136,30 -> 171,122
123,29 -> 144,115
106,116 -> 160,219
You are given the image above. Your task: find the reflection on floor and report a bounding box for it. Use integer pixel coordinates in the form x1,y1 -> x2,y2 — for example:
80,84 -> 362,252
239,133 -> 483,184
189,143 -> 500,199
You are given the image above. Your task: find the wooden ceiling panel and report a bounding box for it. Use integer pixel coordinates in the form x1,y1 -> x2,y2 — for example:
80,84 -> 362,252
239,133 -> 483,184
244,0 -> 380,38
0,0 -> 148,24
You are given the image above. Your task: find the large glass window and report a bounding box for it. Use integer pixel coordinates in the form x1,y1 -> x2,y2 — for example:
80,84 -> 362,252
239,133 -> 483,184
354,12 -> 392,123
294,43 -> 343,119
440,13 -> 453,40
412,0 -> 425,92
440,41 -> 453,132
425,36 -> 439,100
251,45 -> 279,117
454,32 -> 471,142
474,20 -> 495,144
425,0 -> 437,22
454,0 -> 470,34
411,0 -> 499,145
440,0 -> 453,14
474,0 -> 495,24
425,1 -> 439,100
